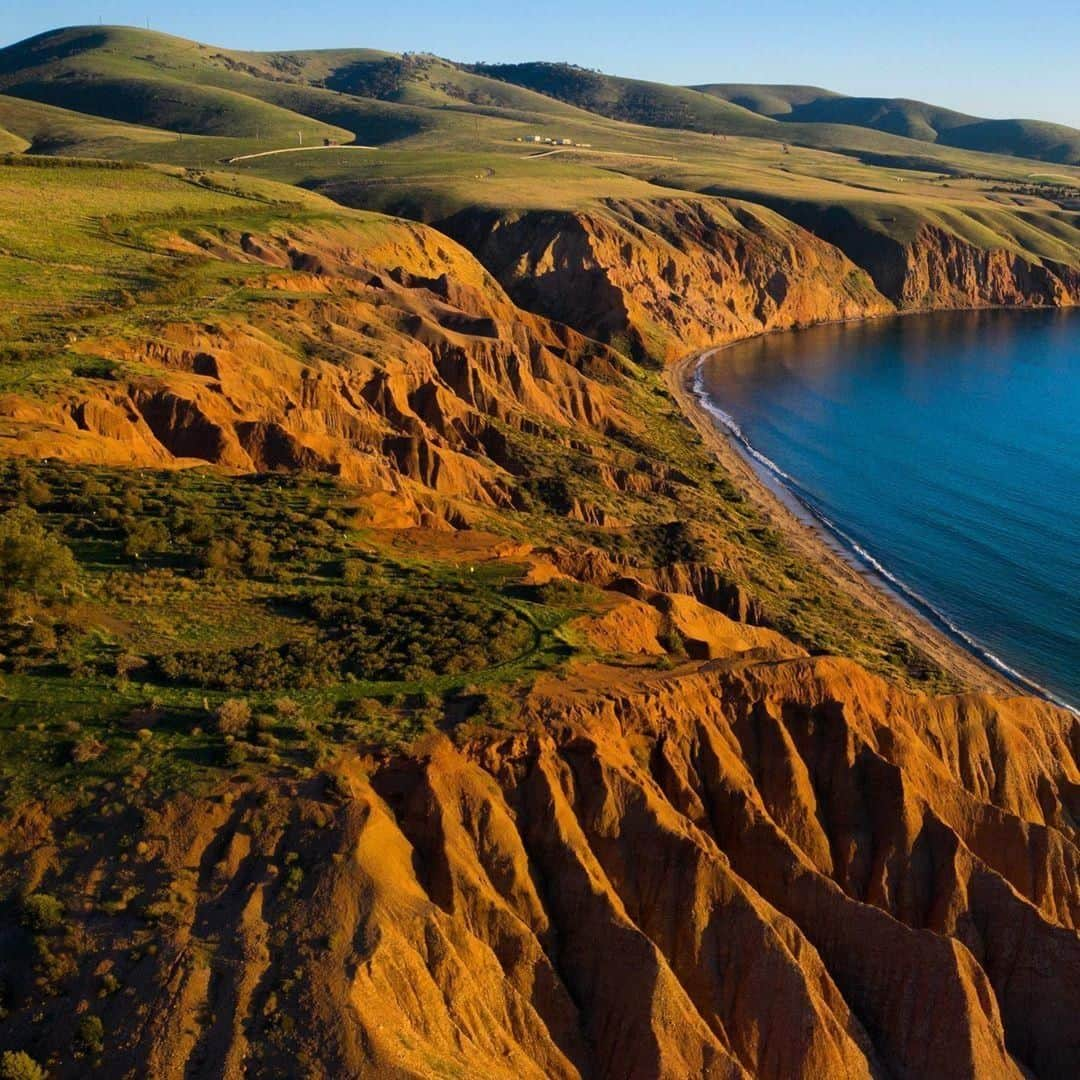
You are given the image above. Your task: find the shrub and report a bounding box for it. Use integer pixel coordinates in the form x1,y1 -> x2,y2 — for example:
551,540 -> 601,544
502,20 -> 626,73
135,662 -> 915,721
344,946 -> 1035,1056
75,1014 -> 104,1054
204,538 -> 242,576
20,478 -> 52,508
20,893 -> 64,932
245,538 -> 273,578
0,506 -> 78,600
273,697 -> 300,719
341,558 -> 367,585
71,735 -> 107,764
281,864 -> 304,896
123,519 -> 169,559
0,1051 -> 47,1080
149,584 -> 532,691
215,698 -> 251,736
533,579 -> 603,609
115,653 -> 147,682
657,625 -> 687,658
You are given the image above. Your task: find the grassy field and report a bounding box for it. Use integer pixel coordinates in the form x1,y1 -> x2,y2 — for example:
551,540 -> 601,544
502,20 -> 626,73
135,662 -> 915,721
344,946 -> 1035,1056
0,158 -> 345,395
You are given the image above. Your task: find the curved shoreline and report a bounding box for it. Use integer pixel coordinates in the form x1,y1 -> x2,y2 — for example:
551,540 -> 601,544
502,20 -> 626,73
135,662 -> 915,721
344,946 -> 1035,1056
667,332 -> 1077,713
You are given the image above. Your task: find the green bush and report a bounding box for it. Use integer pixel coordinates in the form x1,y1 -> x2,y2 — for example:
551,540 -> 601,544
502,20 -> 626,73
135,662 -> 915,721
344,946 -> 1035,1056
151,585 -> 532,691
0,506 -> 78,600
20,893 -> 64,932
0,1051 -> 46,1080
215,699 -> 251,736
123,519 -> 169,558
75,1014 -> 104,1054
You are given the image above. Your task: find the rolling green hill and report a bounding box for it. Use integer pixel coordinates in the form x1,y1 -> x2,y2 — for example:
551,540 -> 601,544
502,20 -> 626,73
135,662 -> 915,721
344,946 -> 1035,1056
694,85 -> 1080,164
2,25 -> 1079,178
0,93 -> 225,158
0,27 -> 351,143
469,61 -> 1080,167
0,27 -> 610,150
470,62 -> 776,136
692,84 -> 841,116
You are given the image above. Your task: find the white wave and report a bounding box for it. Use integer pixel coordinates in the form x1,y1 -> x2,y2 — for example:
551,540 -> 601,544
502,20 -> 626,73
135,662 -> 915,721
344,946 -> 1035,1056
691,355 -> 1079,716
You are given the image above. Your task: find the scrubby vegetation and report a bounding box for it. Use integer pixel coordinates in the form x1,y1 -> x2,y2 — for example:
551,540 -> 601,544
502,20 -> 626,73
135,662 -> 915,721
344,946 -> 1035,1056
0,461 -> 586,808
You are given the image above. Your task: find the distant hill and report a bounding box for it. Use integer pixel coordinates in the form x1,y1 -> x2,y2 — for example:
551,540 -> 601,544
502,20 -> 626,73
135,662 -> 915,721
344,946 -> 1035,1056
694,85 -> 1080,165
0,26 -> 603,150
1,25 -> 1078,172
470,62 -> 774,137
471,63 -> 1080,166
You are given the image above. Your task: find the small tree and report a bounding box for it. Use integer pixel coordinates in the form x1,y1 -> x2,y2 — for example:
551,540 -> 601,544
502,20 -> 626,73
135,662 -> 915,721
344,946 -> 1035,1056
0,1050 -> 47,1080
20,893 -> 64,932
75,1014 -> 104,1055
0,506 -> 78,600
215,698 -> 251,737
123,519 -> 168,559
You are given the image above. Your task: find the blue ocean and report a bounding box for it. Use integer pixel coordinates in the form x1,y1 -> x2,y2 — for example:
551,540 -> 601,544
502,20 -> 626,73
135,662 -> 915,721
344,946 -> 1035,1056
696,309 -> 1079,710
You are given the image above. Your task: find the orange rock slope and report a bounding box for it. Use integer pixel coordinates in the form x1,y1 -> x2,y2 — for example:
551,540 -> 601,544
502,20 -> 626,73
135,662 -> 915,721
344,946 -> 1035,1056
441,198 -> 1078,361
3,644 -> 1077,1078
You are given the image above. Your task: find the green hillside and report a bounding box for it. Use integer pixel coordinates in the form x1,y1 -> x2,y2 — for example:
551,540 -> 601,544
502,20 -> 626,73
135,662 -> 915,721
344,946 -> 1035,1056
0,27 -> 351,143
471,62 -> 775,136
694,85 -> 1080,164
3,25 -> 1079,179
0,27 -> 608,150
0,94 -> 218,158
692,84 -> 840,116
466,61 -> 1080,168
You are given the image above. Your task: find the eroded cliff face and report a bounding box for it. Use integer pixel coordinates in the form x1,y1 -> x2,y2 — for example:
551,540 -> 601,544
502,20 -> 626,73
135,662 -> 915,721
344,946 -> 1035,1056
439,199 -> 1078,360
6,195 -> 1076,504
2,220 -> 637,526
3,641 -> 1077,1079
817,220 -> 1080,310
442,198 -> 894,362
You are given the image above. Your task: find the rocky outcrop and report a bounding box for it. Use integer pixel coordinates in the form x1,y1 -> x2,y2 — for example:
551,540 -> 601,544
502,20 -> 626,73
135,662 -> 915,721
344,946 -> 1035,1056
439,199 -> 1078,361
3,221 -> 639,525
2,650 -> 1077,1078
724,203 -> 1080,313
441,198 -> 894,362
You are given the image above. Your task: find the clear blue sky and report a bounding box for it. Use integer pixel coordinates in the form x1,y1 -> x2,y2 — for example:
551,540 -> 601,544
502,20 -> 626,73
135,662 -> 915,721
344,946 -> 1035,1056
3,1 -> 1078,127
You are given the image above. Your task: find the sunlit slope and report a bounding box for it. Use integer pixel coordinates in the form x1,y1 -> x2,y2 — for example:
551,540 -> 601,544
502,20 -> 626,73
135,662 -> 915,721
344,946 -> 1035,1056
5,25 -> 1078,177
0,27 -> 351,144
0,94 -> 232,159
0,27 -> 614,151
695,84 -> 1080,164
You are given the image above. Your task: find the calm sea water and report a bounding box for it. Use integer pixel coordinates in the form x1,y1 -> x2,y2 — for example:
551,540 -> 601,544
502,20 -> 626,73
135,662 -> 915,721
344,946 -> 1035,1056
696,309 -> 1080,711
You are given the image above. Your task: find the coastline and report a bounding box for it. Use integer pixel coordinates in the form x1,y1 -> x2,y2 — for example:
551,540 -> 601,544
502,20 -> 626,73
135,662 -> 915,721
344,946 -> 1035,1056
666,330 -> 1064,705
